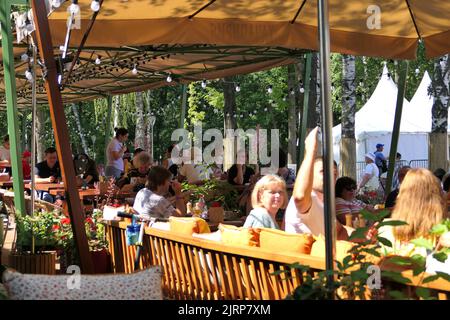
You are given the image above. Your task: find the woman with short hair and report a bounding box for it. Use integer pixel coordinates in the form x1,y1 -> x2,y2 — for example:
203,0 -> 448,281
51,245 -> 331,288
243,175 -> 288,229
133,166 -> 186,219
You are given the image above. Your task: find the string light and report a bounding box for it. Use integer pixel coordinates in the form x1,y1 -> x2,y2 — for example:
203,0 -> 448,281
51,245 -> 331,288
132,65 -> 138,75
166,74 -> 172,83
69,0 -> 80,15
201,79 -> 207,89
359,79 -> 364,86
290,88 -> 295,95
299,86 -> 305,93
95,55 -> 101,65
235,84 -> 241,92
415,68 -> 420,75
90,0 -> 100,12
267,85 -> 273,94
52,0 -> 61,8
25,68 -> 33,81
20,52 -> 29,62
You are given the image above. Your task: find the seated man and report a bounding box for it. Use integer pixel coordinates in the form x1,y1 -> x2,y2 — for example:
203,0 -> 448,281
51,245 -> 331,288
116,151 -> 152,192
35,147 -> 62,204
74,153 -> 99,186
133,166 -> 186,219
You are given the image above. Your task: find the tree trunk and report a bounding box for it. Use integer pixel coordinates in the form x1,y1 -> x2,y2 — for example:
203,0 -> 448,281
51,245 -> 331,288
223,77 -> 237,172
35,106 -> 46,162
113,95 -> 120,130
287,64 -> 299,165
134,91 -> 146,149
307,53 -> 320,130
340,54 -> 357,179
429,54 -> 450,171
71,103 -> 88,154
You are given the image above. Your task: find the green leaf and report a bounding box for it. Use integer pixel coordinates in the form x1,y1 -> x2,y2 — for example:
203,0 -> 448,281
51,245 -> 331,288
350,269 -> 368,282
387,256 -> 412,266
376,220 -> 408,228
415,287 -> 431,299
377,209 -> 392,220
348,227 -> 369,241
360,247 -> 381,257
381,271 -> 412,284
359,209 -> 378,222
432,252 -> 448,263
389,290 -> 407,300
430,224 -> 448,236
377,236 -> 393,248
410,238 -> 434,250
422,275 -> 440,284
435,272 -> 450,282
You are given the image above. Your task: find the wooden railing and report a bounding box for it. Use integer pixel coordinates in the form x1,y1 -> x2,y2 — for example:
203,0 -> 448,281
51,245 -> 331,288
103,221 -> 450,300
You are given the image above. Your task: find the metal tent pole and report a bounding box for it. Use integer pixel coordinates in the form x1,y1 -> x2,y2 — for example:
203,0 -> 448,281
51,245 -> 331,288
0,0 -> 27,217
317,0 -> 336,298
386,61 -> 409,195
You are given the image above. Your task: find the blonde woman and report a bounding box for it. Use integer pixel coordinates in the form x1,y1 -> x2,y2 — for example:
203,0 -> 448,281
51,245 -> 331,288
243,175 -> 288,229
378,168 -> 448,257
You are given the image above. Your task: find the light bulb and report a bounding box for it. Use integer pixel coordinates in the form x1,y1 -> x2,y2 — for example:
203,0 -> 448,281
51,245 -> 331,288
25,69 -> 33,81
57,74 -> 62,85
233,114 -> 237,118
267,85 -> 273,94
69,2 -> 80,15
201,80 -> 207,88
264,107 -> 268,111
240,114 -> 243,118
91,0 -> 100,12
166,74 -> 172,83
290,88 -> 295,95
132,65 -> 138,75
52,0 -> 61,8
21,53 -> 29,62
235,84 -> 241,92
95,56 -> 101,65
415,68 -> 420,75
299,86 -> 305,93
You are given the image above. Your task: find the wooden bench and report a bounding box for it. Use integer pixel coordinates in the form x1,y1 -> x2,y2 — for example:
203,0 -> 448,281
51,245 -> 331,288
104,220 -> 450,300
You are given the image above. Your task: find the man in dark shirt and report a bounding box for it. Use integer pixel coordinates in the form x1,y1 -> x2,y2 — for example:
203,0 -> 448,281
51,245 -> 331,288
35,147 -> 61,204
227,164 -> 255,185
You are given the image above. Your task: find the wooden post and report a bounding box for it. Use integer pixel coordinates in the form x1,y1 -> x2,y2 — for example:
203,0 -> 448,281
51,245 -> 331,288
386,61 -> 409,196
0,0 -> 26,216
31,0 -> 94,274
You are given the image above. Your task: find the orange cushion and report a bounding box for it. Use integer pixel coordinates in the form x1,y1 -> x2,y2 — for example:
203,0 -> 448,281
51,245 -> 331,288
169,217 -> 210,236
310,235 -> 355,262
219,224 -> 260,247
259,228 -> 315,254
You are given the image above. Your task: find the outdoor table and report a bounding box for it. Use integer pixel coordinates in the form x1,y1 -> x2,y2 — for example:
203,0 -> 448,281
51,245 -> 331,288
0,179 -> 31,189
49,187 -> 136,200
24,182 -> 65,192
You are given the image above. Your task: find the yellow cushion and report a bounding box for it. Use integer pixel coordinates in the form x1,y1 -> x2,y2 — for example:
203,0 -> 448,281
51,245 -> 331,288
310,235 -> 355,262
259,228 -> 315,254
169,217 -> 210,236
219,224 -> 260,247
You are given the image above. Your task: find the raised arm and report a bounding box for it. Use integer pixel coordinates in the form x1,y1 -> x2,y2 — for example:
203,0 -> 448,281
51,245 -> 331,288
292,127 -> 319,214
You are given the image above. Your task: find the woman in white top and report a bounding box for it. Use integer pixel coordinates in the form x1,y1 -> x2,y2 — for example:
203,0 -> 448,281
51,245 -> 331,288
358,152 -> 379,192
105,128 -> 129,179
243,175 -> 288,229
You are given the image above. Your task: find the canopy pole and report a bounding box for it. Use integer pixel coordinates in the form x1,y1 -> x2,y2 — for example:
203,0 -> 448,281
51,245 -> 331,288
180,84 -> 187,129
318,0 -> 336,298
104,95 -> 113,164
298,53 -> 312,168
31,0 -> 94,274
386,61 -> 409,195
0,0 -> 26,217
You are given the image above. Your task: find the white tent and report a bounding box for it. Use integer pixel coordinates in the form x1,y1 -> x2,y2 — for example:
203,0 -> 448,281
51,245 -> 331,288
333,65 -> 430,164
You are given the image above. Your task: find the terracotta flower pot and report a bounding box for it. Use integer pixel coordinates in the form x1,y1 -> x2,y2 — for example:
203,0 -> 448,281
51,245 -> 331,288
91,249 -> 112,274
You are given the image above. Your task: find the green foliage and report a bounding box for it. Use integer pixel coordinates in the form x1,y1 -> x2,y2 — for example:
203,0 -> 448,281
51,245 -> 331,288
181,179 -> 239,211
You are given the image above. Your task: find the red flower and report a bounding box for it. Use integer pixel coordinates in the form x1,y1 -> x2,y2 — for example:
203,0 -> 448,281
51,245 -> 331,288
52,224 -> 60,231
85,217 -> 93,224
211,201 -> 221,207
61,218 -> 71,225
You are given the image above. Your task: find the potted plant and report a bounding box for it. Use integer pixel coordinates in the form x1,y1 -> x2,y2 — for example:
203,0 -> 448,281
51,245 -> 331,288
11,210 -> 59,275
53,209 -> 110,274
